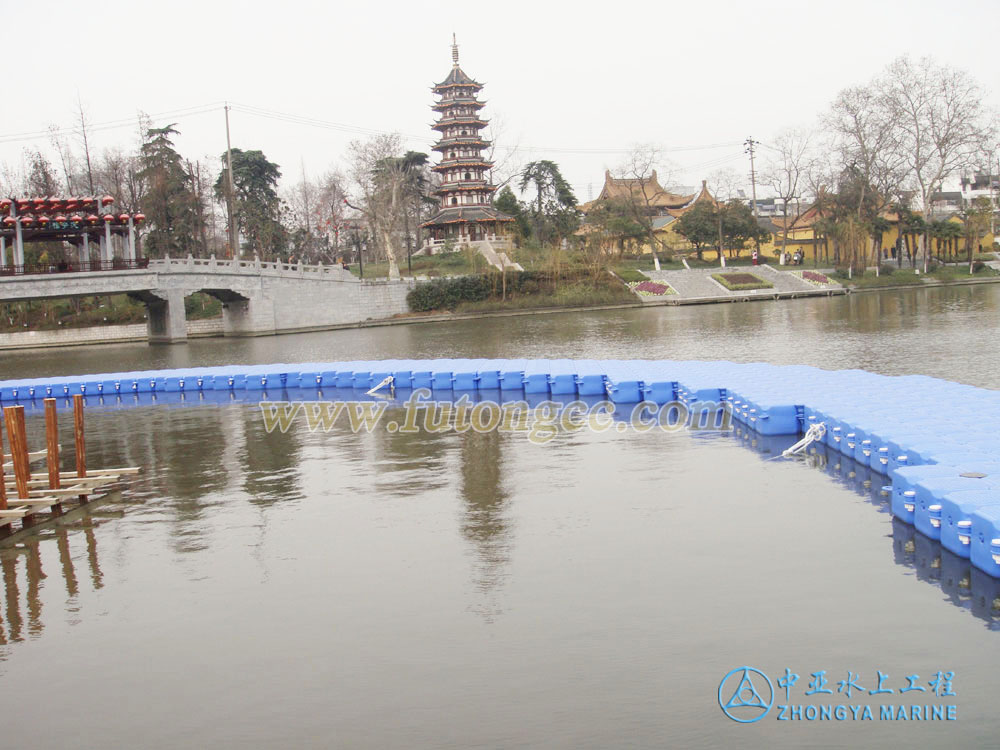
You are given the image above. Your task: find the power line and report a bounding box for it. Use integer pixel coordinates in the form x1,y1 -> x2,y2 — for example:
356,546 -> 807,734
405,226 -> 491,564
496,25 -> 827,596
0,102 -> 225,145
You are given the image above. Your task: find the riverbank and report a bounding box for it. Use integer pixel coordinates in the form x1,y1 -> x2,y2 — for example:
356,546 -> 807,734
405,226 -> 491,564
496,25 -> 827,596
4,269 -> 1000,351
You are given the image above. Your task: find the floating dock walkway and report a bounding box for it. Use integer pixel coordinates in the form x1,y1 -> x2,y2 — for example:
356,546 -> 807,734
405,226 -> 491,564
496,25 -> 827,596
2,359 -> 999,575
1,394 -> 139,539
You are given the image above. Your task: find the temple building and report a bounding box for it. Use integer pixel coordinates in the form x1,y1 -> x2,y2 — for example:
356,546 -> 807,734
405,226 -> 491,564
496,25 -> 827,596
576,170 -> 718,254
421,37 -> 513,251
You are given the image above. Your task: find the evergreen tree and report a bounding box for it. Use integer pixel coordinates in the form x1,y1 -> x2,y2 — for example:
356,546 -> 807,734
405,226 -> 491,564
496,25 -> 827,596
138,125 -> 200,257
215,148 -> 286,259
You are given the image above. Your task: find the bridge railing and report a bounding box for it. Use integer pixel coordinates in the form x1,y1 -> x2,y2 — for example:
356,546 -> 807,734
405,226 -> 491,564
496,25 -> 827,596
0,258 -> 150,277
148,254 -> 357,279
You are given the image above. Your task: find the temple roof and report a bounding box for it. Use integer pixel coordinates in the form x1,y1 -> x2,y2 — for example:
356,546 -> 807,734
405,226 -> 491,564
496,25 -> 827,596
578,170 -> 697,213
422,206 -> 513,227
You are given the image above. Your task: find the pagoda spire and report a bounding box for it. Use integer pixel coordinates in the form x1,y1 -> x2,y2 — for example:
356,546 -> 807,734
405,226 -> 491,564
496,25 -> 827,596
452,33 -> 459,67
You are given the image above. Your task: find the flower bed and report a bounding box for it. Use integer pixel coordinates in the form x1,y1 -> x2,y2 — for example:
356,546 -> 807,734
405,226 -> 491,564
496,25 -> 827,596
799,270 -> 831,285
711,273 -> 774,291
628,280 -> 675,297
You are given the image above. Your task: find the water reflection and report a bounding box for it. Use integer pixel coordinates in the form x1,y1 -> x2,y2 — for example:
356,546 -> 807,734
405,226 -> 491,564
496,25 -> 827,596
734,426 -> 1000,630
458,429 -> 511,622
0,507 -> 105,648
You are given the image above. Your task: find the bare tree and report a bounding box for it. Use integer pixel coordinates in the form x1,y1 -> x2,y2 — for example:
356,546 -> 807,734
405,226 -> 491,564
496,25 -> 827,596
484,111 -> 522,191
763,129 -> 813,261
75,95 -> 96,194
48,124 -> 76,194
317,169 -> 349,261
611,143 -> 680,265
348,133 -> 407,279
879,56 -> 994,272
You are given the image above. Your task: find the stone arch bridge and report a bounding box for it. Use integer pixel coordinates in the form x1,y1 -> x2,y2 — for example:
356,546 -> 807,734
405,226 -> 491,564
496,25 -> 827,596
0,256 -> 414,343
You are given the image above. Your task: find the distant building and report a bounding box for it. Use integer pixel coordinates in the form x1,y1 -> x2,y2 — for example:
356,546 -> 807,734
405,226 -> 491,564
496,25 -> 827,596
576,171 -> 717,253
420,37 -> 513,252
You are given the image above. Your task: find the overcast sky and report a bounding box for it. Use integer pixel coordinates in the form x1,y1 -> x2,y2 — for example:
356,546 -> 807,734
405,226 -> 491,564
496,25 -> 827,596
1,0 -> 997,201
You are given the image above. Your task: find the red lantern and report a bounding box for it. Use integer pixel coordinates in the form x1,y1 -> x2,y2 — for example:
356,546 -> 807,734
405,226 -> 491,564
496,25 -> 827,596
119,213 -> 130,222
54,214 -> 67,222
103,214 -> 114,222
70,214 -> 83,222
0,198 -> 11,208
101,195 -> 114,206
21,216 -> 34,226
2,216 -> 15,225
133,213 -> 146,224
38,215 -> 50,224
66,199 -> 79,211
86,214 -> 99,224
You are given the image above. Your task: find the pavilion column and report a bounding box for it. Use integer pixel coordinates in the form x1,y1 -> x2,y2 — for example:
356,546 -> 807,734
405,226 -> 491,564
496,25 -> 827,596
80,233 -> 89,267
0,235 -> 6,269
127,217 -> 136,261
14,220 -> 24,267
104,221 -> 113,263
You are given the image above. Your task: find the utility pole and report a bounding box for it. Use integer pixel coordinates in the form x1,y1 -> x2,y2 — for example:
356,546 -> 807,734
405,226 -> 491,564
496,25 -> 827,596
745,136 -> 761,254
225,103 -> 238,258
744,137 -> 760,222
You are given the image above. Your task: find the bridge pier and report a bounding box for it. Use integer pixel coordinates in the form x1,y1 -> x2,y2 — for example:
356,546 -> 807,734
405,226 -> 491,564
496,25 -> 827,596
220,289 -> 275,337
145,289 -> 188,344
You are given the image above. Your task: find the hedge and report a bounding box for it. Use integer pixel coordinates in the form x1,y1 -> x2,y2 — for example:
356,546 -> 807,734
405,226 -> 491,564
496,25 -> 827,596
407,271 -> 599,311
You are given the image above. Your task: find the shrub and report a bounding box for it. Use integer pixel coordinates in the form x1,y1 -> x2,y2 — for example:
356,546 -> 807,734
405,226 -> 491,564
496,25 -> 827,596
711,273 -> 774,291
407,275 -> 491,311
615,267 -> 650,283
877,265 -> 895,276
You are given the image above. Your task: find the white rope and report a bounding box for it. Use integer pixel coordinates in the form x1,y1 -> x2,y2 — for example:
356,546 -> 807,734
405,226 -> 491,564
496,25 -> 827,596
782,422 -> 826,458
365,375 -> 394,396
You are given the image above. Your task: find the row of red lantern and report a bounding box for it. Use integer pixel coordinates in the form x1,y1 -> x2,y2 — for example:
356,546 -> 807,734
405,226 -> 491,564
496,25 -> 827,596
0,195 -> 117,216
1,213 -> 145,228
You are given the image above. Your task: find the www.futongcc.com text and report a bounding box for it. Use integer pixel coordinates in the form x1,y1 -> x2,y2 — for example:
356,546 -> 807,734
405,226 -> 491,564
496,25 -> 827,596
259,390 -> 731,444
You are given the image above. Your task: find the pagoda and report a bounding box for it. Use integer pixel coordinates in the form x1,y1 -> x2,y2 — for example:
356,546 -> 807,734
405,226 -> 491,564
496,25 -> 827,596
421,37 -> 512,250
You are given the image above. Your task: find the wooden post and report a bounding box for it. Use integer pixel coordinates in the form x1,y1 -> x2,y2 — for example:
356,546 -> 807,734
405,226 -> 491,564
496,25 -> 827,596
3,406 -> 30,500
73,395 -> 88,503
0,420 -> 8,512
4,405 -> 32,528
44,398 -> 63,515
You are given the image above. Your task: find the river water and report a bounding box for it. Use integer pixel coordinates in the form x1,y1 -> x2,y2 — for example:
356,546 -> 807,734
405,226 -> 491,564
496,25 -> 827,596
1,284 -> 999,748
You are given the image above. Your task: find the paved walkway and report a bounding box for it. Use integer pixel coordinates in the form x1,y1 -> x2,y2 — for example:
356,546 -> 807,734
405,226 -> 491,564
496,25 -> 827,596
638,264 -> 843,303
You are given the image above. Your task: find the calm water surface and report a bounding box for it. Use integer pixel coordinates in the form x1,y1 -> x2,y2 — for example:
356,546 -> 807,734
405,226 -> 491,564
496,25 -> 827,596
1,285 -> 999,749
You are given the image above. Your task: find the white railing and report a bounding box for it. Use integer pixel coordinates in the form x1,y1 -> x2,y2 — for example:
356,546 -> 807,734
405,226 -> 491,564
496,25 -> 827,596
148,254 -> 356,279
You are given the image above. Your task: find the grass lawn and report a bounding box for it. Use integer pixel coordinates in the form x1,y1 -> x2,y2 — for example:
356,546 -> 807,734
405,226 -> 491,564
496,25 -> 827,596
346,251 -> 484,279
841,264 -> 999,288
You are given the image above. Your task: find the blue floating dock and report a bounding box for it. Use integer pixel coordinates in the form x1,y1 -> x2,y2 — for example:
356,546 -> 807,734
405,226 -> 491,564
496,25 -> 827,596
3,358 -> 999,576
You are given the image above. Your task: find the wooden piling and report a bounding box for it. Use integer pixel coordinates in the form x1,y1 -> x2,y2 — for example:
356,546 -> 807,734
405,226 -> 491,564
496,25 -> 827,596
44,399 -> 63,516
3,406 -> 30,501
4,406 -> 33,527
0,421 -> 8,513
73,395 -> 88,503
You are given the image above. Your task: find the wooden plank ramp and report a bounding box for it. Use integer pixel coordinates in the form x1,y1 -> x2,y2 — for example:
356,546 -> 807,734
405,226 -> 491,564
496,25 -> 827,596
0,396 -> 141,540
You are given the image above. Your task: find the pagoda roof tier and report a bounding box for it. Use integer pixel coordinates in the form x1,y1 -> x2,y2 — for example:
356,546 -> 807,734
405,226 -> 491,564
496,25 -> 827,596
431,98 -> 486,112
421,206 -> 514,227
433,64 -> 483,90
431,160 -> 493,172
432,137 -> 490,152
432,117 -> 489,131
434,182 -> 495,194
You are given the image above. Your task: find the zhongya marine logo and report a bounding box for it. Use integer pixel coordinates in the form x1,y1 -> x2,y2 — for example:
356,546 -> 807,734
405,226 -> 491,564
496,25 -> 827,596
718,667 -> 774,723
